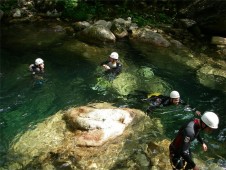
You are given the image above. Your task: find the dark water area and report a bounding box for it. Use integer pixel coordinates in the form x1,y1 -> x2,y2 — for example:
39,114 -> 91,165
0,22 -> 226,168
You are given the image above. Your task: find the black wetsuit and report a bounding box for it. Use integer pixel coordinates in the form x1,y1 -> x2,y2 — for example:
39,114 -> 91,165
145,95 -> 186,113
101,60 -> 122,76
29,64 -> 44,75
169,119 -> 204,169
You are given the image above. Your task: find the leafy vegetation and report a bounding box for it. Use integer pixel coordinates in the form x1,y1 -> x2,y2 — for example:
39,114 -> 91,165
0,0 -> 18,11
0,0 -> 176,26
61,0 -> 175,26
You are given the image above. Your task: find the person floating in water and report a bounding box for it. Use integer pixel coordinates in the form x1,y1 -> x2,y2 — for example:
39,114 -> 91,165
143,90 -> 201,115
29,58 -> 44,75
29,58 -> 45,86
101,52 -> 122,77
169,111 -> 219,170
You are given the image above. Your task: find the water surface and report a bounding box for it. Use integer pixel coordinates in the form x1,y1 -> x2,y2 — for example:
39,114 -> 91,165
0,22 -> 225,168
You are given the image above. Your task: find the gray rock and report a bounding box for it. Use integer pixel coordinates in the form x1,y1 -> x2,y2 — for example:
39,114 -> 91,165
130,27 -> 170,47
211,36 -> 226,45
78,25 -> 116,44
13,9 -> 21,18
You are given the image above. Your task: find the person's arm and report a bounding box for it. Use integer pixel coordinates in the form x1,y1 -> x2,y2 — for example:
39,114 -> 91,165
29,64 -> 36,74
144,96 -> 163,113
101,61 -> 111,70
197,133 -> 207,151
181,99 -> 201,116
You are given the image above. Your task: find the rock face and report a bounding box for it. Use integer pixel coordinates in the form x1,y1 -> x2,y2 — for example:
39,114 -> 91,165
63,107 -> 134,146
197,65 -> 226,91
180,0 -> 226,36
7,102 -> 165,170
77,24 -> 116,44
130,27 -> 171,47
4,104 -> 222,170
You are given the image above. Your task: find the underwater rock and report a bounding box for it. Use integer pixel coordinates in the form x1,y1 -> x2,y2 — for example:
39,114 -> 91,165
6,103 -> 156,169
63,107 -> 134,146
197,65 -> 226,91
5,103 -> 222,170
111,71 -> 170,96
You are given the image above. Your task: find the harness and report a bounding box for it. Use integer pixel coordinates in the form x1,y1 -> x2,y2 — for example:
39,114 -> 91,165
170,157 -> 186,170
169,143 -> 186,170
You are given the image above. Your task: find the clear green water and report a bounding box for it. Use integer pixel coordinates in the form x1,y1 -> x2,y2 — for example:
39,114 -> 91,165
0,22 -> 225,168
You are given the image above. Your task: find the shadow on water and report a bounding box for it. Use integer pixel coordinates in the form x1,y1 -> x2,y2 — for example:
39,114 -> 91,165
0,22 -> 226,168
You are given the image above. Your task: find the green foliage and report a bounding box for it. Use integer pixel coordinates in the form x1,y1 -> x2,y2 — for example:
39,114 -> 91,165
111,4 -> 175,27
61,0 -> 78,19
0,0 -> 18,11
62,0 -> 105,21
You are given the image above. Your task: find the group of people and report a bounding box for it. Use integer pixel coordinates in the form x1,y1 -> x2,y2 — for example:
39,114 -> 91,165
143,90 -> 219,170
29,52 -> 220,170
148,91 -> 219,170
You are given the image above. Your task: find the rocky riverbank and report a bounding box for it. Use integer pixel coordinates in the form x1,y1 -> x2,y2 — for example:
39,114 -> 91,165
5,103 -> 221,170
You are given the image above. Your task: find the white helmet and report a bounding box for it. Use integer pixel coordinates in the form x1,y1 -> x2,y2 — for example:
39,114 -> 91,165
201,111 -> 219,129
170,91 -> 180,98
110,52 -> 119,60
35,58 -> 44,65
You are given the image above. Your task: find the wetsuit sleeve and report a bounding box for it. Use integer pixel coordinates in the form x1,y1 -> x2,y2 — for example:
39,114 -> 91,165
181,129 -> 196,168
146,96 -> 164,113
29,64 -> 34,71
162,97 -> 171,106
179,99 -> 187,105
196,133 -> 204,144
180,99 -> 198,111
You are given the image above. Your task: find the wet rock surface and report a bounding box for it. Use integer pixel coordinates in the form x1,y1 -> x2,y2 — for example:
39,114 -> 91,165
6,103 -> 164,169
3,103 -> 224,169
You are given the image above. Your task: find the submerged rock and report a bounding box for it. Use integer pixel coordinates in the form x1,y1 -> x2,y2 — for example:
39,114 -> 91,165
4,103 -> 223,170
63,107 -> 134,146
5,103 -> 158,169
197,65 -> 226,92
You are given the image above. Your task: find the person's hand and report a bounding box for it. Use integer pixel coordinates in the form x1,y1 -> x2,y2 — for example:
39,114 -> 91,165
195,111 -> 201,116
202,143 -> 208,151
103,64 -> 110,70
193,165 -> 199,170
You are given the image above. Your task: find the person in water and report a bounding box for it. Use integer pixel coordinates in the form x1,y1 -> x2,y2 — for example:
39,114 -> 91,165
29,58 -> 45,86
101,52 -> 122,77
169,111 -> 219,170
29,58 -> 44,75
143,90 -> 201,115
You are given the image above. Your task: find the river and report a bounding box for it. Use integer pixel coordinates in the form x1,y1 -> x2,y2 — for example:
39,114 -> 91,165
0,21 -> 225,169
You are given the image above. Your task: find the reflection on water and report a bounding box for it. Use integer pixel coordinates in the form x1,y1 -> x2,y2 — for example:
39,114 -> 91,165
0,22 -> 226,168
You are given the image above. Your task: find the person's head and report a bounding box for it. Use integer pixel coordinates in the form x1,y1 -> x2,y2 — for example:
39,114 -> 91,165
201,111 -> 219,132
35,58 -> 44,68
170,90 -> 180,105
109,52 -> 119,62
